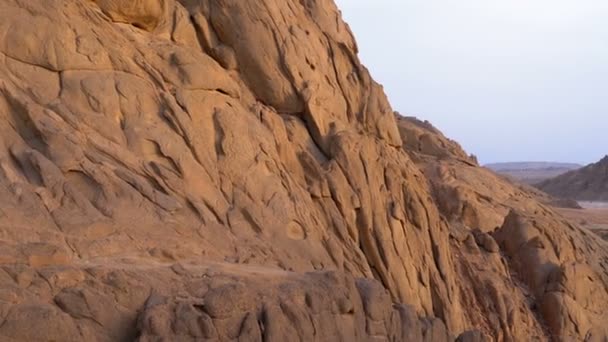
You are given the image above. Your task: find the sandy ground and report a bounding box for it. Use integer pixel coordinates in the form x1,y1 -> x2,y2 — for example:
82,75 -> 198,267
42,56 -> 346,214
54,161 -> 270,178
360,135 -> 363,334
578,201 -> 608,209
558,203 -> 608,240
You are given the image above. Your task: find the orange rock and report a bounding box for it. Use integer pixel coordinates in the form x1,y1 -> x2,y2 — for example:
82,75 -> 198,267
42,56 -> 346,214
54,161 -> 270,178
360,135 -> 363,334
0,0 -> 605,341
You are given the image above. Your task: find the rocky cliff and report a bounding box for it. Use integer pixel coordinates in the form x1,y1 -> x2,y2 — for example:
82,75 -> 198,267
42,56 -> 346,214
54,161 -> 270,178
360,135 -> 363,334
0,0 -> 606,341
538,156 -> 608,202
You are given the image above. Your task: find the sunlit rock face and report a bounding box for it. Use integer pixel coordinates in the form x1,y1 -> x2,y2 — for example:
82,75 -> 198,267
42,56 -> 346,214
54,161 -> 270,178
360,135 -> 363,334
0,0 -> 606,340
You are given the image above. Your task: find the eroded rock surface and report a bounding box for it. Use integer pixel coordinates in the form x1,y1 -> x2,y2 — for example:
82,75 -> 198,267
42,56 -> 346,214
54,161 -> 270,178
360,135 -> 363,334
398,116 -> 608,341
0,0 -> 606,341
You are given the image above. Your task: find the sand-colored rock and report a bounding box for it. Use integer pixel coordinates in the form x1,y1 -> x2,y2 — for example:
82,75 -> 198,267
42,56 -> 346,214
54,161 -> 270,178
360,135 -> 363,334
397,116 -> 608,341
93,0 -> 168,31
0,0 -> 606,341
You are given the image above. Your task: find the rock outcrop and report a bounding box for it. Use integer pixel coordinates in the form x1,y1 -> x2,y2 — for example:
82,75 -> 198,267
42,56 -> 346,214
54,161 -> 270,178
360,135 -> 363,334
0,0 -> 606,341
397,116 -> 608,341
538,156 -> 608,201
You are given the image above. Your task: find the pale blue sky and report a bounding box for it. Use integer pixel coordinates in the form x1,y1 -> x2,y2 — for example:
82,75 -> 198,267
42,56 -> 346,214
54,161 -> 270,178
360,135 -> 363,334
336,0 -> 608,164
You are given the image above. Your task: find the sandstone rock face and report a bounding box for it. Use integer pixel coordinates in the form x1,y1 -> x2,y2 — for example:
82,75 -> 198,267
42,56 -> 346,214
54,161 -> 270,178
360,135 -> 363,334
398,117 -> 608,341
93,0 -> 168,31
0,0 -> 606,341
396,115 -> 477,165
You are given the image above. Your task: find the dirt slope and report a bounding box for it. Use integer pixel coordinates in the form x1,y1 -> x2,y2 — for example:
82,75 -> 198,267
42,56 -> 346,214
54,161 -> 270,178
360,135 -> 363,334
558,205 -> 608,241
0,1 -> 606,341
538,156 -> 608,201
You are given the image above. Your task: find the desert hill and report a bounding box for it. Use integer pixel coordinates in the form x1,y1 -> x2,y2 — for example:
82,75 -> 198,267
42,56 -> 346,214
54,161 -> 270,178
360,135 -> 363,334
537,156 -> 608,201
486,162 -> 581,184
0,0 -> 606,341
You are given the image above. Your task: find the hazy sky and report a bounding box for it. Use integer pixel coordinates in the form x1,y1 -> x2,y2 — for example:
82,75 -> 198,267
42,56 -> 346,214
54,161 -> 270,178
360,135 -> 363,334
335,0 -> 608,165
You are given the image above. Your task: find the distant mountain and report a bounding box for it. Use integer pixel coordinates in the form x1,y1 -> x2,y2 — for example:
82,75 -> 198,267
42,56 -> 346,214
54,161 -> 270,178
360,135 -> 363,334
485,162 -> 582,185
537,156 -> 608,201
